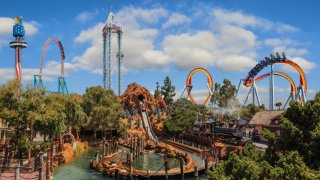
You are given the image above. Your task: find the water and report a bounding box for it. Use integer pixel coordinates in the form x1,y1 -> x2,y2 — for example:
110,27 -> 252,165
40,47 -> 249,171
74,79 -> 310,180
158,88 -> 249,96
54,147 -> 109,180
127,153 -> 180,171
54,148 -> 181,180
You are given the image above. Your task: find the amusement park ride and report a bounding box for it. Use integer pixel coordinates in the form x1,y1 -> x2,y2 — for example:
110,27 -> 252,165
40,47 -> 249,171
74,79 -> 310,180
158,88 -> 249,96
180,68 -> 214,105
9,16 -> 69,94
10,16 -> 27,82
182,52 -> 307,110
238,52 -> 307,110
102,11 -> 124,96
33,37 -> 69,94
9,16 -> 307,109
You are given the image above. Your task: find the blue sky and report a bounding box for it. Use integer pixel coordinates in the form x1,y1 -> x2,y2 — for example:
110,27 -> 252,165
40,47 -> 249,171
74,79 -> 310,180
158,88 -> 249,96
0,0 -> 319,107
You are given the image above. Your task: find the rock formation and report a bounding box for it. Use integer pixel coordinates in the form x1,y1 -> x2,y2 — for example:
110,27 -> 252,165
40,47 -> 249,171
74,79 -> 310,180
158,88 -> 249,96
118,83 -> 166,113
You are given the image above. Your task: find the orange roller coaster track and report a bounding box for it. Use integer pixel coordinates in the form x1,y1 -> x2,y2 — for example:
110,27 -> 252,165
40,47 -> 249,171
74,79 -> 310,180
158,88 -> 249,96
247,71 -> 297,98
185,68 -> 213,105
34,37 -> 68,94
243,53 -> 306,105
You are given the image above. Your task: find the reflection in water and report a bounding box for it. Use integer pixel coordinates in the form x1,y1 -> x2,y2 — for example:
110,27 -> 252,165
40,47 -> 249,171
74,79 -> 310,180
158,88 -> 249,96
54,147 -> 111,180
130,153 -> 180,171
54,147 -> 205,180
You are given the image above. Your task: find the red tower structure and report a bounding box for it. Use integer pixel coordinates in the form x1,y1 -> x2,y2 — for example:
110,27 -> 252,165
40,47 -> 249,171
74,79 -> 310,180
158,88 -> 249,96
9,16 -> 27,82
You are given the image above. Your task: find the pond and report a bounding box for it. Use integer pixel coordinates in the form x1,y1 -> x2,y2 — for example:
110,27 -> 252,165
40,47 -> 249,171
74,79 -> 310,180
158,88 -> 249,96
54,147 -> 205,180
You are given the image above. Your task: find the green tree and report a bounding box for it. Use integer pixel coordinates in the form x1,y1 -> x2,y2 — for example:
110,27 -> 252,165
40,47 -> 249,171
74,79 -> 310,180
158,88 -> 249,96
0,82 -> 49,158
165,98 -> 203,136
154,82 -> 161,99
64,94 -> 88,138
278,93 -> 320,169
210,79 -> 242,121
33,94 -> 66,141
82,86 -> 125,139
207,144 -> 319,180
240,103 -> 266,121
210,79 -> 237,108
207,92 -> 320,179
161,76 -> 176,105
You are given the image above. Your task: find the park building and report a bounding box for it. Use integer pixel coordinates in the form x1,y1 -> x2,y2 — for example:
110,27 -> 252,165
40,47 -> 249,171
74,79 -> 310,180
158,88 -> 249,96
248,110 -> 284,142
0,118 -> 13,145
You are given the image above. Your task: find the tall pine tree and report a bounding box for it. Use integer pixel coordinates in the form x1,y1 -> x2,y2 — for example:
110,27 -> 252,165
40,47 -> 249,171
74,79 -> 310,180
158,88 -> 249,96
161,76 -> 176,105
154,82 -> 161,98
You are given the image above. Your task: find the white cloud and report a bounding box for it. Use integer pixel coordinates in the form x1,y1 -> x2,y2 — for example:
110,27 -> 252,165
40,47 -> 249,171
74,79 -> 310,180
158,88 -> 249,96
0,17 -> 39,46
216,55 -> 256,72
264,38 -> 298,47
211,9 -> 298,34
120,6 -> 167,25
275,23 -> 299,33
176,89 -> 210,105
280,57 -> 316,73
0,68 -> 42,84
162,13 -> 191,29
0,59 -> 77,84
211,9 -> 272,30
163,29 -> 256,71
75,10 -> 99,23
73,7 -> 170,74
72,5 -> 307,75
272,46 -> 308,57
264,38 -> 314,71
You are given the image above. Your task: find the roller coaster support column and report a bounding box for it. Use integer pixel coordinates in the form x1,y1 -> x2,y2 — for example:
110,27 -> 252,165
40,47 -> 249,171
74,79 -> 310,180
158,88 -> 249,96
207,83 -> 213,95
253,80 -> 261,106
236,79 -> 244,98
296,86 -> 307,105
117,32 -> 124,96
270,63 -> 275,110
284,91 -> 295,109
34,75 -> 44,89
179,85 -> 192,99
103,27 -> 112,90
243,84 -> 252,106
243,78 -> 261,106
58,77 -> 69,94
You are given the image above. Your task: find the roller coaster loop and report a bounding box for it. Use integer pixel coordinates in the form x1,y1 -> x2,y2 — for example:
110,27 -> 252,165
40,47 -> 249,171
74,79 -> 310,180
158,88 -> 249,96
243,52 -> 306,105
183,68 -> 213,105
34,37 -> 68,94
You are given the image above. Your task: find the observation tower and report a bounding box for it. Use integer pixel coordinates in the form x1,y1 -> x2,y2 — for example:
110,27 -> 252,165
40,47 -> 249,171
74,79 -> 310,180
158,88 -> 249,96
102,11 -> 124,96
9,16 -> 27,82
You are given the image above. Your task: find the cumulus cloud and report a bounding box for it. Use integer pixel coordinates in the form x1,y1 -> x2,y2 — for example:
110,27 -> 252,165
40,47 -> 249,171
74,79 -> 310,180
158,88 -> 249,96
72,5 -> 307,75
75,10 -> 99,23
119,6 -> 167,25
0,17 -> 39,36
0,59 -> 77,84
0,17 -> 39,46
211,9 -> 272,30
275,23 -> 299,33
176,89 -> 210,105
73,7 -> 169,74
264,38 -> 299,47
211,9 -> 298,34
264,38 -> 315,71
163,28 -> 256,71
162,13 -> 191,29
280,57 -> 316,73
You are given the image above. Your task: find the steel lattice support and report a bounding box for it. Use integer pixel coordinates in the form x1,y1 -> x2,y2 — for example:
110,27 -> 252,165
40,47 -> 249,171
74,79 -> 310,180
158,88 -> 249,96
117,32 -> 124,96
102,12 -> 123,95
269,64 -> 274,110
103,28 -> 112,90
10,16 -> 27,83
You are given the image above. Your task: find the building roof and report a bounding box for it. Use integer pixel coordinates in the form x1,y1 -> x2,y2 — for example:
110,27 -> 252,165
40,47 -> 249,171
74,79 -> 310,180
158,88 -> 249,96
249,110 -> 284,125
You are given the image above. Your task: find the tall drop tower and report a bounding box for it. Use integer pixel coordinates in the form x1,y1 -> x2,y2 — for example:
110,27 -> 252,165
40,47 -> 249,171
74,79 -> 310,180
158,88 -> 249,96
10,16 -> 27,82
102,11 -> 124,96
